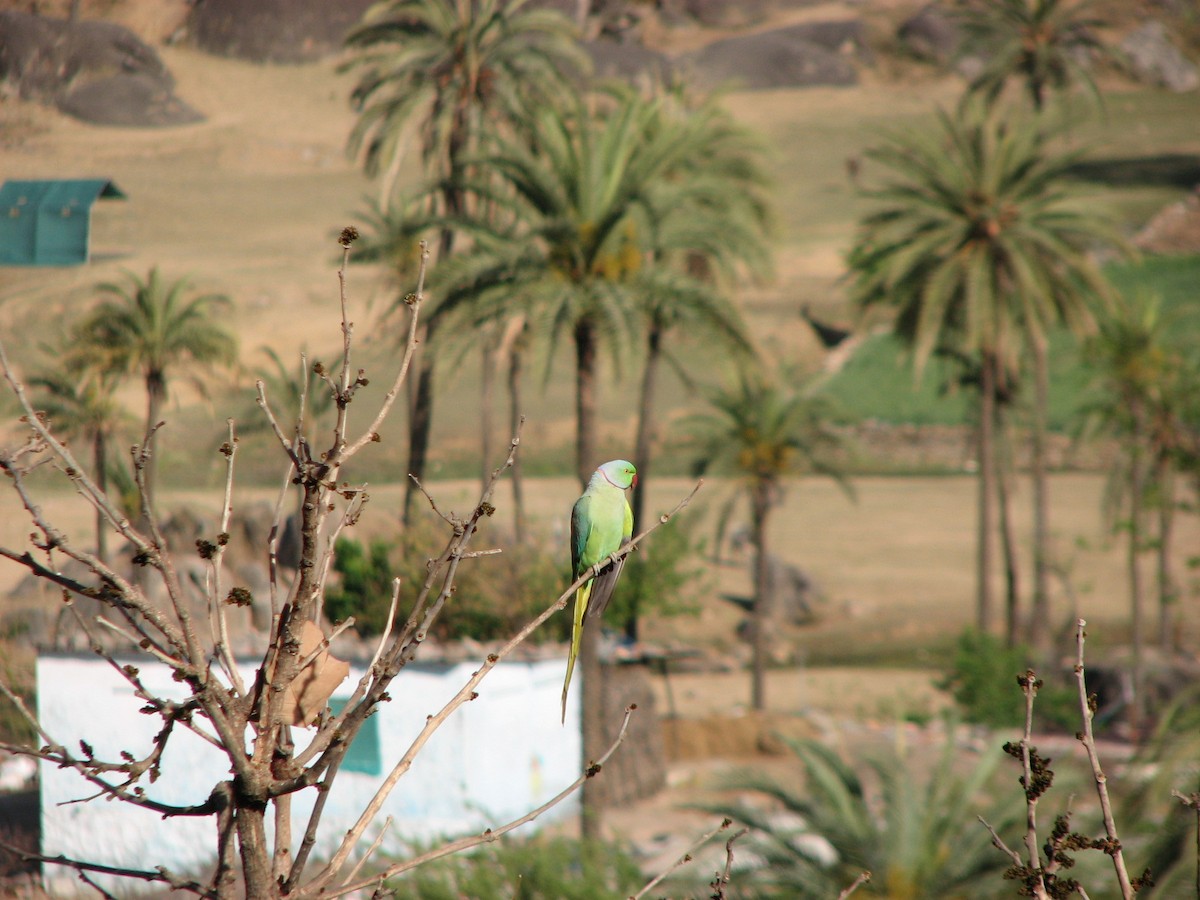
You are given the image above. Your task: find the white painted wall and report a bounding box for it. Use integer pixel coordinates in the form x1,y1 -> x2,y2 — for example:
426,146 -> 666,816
37,653 -> 581,896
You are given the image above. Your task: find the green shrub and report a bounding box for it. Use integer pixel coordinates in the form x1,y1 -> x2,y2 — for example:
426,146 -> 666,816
939,630 -> 1078,731
324,526 -> 563,643
324,538 -> 396,636
0,642 -> 36,745
387,836 -> 643,899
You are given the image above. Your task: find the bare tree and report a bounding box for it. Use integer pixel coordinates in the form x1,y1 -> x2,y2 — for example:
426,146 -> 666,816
0,232 -> 697,898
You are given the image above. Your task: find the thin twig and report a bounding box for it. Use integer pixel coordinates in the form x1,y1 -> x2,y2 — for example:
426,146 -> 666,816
296,618 -> 356,673
78,868 -> 121,900
631,818 -> 734,900
1018,670 -> 1047,884
1074,619 -> 1135,898
342,240 -> 429,459
714,827 -> 749,899
978,815 -> 1023,866
0,839 -> 206,895
320,706 -> 640,899
267,457 -> 296,625
344,815 -> 392,888
836,871 -> 872,900
408,473 -> 454,524
256,380 -> 305,469
209,418 -> 245,696
366,579 -> 402,676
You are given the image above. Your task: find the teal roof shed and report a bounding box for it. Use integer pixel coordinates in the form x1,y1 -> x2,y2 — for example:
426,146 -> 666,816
0,179 -> 126,267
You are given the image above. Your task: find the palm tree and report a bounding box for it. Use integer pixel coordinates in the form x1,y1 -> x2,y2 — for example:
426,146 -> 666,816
343,0 -> 585,208
956,0 -> 1110,113
847,101 -> 1118,641
704,737 -> 1018,898
70,267 -> 237,511
342,0 -> 587,523
682,370 -> 851,711
627,86 -> 774,601
241,346 -> 337,441
1081,293 -> 1190,718
430,87 -> 772,833
956,0 -> 1120,655
431,85 -> 737,486
31,365 -> 127,562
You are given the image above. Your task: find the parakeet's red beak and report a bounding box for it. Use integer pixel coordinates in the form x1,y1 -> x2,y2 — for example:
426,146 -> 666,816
632,474 -> 638,489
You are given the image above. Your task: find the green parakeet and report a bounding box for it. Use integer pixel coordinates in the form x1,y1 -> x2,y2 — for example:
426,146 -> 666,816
562,459 -> 637,722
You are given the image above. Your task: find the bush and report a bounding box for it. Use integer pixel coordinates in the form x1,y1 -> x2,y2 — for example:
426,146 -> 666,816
324,526 -> 563,643
387,836 -> 643,899
939,630 -> 1078,731
0,640 -> 36,745
324,538 -> 396,636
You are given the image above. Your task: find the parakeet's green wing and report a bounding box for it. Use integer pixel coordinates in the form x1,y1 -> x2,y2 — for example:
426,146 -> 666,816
571,493 -> 591,579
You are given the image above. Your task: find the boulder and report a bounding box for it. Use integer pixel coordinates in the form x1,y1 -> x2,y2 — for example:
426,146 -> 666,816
0,11 -> 201,126
187,0 -> 373,64
59,71 -> 202,126
682,0 -> 770,29
897,3 -> 961,65
586,39 -> 672,82
680,24 -> 860,90
1134,185 -> 1200,254
1120,20 -> 1199,92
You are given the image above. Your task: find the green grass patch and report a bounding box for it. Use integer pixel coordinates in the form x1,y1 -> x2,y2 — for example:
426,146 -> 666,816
815,254 -> 1200,434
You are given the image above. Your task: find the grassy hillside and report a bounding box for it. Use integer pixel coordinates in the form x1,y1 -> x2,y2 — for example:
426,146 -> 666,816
818,253 -> 1200,434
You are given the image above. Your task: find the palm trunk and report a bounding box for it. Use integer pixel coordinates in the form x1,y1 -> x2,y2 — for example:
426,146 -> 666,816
750,482 -> 772,712
995,403 -> 1020,647
1029,333 -> 1052,652
1127,399 -> 1147,728
976,353 -> 997,634
93,429 -> 109,564
403,165 -> 462,522
480,338 -> 496,488
508,339 -> 526,544
1155,452 -> 1176,650
627,322 -> 664,640
402,353 -> 436,526
575,314 -> 603,835
143,370 -> 166,513
574,318 -> 598,488
579,621 -> 603,840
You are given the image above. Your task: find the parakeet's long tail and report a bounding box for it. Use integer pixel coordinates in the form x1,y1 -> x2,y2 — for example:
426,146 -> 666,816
561,581 -> 592,723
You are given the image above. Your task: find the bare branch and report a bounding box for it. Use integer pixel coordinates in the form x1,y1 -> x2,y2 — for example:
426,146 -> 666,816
631,818 -> 734,900
344,815 -> 392,887
208,419 -> 245,696
1074,619 -> 1135,898
256,380 -> 305,469
0,839 -> 208,895
367,578 -> 402,676
319,706 -> 640,899
303,479 -> 702,890
1018,670 -> 1047,880
408,473 -> 455,524
979,814 -> 1024,867
341,240 -> 429,460
836,871 -> 873,900
712,826 -> 749,900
